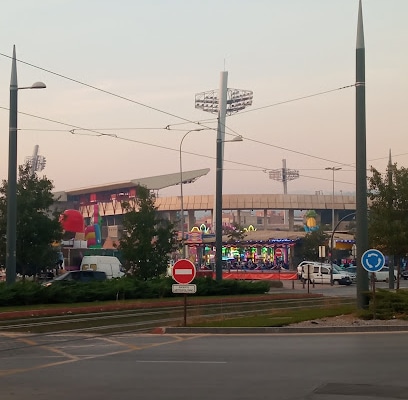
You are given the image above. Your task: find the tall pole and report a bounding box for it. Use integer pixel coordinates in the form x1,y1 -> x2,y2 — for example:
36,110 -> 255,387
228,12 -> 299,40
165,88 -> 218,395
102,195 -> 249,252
355,0 -> 369,308
215,71 -> 228,281
282,159 -> 288,225
325,167 -> 342,233
5,46 -> 46,285
6,46 -> 18,285
179,135 -> 186,259
331,169 -> 335,233
387,149 -> 395,289
179,129 -> 203,258
326,166 -> 341,285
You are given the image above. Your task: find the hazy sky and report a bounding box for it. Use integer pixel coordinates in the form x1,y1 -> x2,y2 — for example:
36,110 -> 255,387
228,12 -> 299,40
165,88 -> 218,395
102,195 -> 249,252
0,0 -> 407,198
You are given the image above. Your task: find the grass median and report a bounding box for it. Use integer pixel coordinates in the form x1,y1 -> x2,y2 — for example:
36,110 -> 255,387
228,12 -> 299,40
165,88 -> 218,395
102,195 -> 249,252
189,304 -> 357,327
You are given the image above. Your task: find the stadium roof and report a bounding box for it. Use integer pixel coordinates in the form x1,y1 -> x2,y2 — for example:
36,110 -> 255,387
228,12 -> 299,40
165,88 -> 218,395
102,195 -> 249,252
60,168 -> 210,196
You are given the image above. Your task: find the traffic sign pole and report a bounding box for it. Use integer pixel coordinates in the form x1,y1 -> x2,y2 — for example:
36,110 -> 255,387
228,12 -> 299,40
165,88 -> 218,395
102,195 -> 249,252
172,259 -> 197,326
361,249 -> 385,316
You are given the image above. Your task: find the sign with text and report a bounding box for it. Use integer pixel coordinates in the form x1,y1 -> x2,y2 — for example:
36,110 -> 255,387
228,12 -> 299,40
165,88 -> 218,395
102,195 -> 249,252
172,284 -> 197,294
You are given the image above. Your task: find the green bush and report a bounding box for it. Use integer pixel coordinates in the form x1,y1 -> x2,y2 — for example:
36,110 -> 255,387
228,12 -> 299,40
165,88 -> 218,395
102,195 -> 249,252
360,289 -> 408,320
0,277 -> 272,307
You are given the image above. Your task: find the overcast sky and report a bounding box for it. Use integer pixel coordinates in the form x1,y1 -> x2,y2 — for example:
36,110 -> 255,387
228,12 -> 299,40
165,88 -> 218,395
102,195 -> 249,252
0,0 -> 407,198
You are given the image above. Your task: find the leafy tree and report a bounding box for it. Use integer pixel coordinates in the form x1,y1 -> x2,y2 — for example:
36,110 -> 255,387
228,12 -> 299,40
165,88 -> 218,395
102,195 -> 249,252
368,164 -> 408,269
297,227 -> 328,261
224,222 -> 247,243
0,164 -> 63,277
119,185 -> 178,280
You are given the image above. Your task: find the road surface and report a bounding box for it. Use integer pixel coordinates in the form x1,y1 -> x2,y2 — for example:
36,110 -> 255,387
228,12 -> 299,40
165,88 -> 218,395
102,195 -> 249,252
0,330 -> 406,400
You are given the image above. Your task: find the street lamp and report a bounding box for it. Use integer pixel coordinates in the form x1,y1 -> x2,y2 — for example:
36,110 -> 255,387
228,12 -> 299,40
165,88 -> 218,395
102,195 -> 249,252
179,129 -> 205,258
215,134 -> 243,280
195,71 -> 252,281
325,167 -> 342,233
326,166 -> 342,285
6,46 -> 46,285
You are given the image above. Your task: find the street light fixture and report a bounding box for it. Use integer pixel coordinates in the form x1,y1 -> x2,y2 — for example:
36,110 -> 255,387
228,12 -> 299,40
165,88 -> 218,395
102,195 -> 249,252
6,46 -> 46,285
325,166 -> 342,285
179,129 -> 205,258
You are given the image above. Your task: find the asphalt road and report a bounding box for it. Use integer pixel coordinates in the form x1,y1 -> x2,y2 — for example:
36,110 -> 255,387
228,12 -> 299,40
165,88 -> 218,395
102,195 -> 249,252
1,331 -> 407,400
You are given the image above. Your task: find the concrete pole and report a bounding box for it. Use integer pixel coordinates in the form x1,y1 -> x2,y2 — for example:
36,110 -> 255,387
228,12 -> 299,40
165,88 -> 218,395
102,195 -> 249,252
387,149 -> 395,289
6,46 -> 18,285
215,71 -> 228,281
282,159 -> 289,226
355,0 -> 369,308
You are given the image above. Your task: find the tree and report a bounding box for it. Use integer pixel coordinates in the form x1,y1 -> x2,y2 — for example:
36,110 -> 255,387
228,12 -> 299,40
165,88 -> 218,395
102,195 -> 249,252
0,164 -> 63,277
224,221 -> 247,243
368,164 -> 408,269
119,185 -> 178,280
297,228 -> 329,261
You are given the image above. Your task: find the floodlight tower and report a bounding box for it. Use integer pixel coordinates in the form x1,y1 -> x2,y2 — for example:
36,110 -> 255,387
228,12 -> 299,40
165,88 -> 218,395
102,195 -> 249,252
25,144 -> 46,176
195,71 -> 253,281
268,159 -> 299,224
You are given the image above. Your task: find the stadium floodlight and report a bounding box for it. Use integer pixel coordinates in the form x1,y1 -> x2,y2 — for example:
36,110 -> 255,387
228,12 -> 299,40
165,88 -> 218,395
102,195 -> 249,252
195,88 -> 253,116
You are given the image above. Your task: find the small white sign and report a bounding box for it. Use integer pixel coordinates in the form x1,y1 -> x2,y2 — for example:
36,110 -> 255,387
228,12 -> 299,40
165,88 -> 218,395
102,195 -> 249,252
319,246 -> 326,258
172,284 -> 197,294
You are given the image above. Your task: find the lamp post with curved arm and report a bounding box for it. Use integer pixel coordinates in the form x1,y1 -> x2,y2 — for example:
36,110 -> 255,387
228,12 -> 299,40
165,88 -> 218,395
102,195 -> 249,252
179,129 -> 204,258
6,46 -> 46,284
330,212 -> 356,285
325,166 -> 342,233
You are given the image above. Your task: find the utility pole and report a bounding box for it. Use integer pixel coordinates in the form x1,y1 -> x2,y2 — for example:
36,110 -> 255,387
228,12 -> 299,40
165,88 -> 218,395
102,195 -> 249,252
355,0 -> 369,309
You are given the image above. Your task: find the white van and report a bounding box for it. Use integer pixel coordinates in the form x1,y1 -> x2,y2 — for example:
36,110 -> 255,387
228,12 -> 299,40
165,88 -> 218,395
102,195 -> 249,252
300,262 -> 352,285
80,256 -> 125,279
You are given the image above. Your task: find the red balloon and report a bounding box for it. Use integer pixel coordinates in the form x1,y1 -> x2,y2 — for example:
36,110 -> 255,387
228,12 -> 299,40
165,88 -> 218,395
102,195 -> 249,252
59,209 -> 84,233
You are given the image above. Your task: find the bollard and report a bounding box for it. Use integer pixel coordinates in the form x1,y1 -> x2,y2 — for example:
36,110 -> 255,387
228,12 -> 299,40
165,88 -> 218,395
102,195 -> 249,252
292,280 -> 295,290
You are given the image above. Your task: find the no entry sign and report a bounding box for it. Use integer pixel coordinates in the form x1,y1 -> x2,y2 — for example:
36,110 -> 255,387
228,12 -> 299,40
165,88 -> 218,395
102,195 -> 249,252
275,248 -> 283,257
172,259 -> 196,284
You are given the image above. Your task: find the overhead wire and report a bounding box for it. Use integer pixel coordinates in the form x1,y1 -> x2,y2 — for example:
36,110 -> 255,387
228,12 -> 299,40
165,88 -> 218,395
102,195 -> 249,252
0,105 -> 354,186
0,53 -> 385,187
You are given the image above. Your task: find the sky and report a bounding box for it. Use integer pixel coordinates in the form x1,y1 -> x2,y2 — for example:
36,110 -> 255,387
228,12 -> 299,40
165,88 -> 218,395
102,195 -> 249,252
0,0 -> 407,199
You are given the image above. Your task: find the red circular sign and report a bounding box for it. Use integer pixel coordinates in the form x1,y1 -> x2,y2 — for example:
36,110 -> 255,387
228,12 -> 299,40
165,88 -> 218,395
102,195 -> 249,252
172,259 -> 196,284
275,248 -> 283,257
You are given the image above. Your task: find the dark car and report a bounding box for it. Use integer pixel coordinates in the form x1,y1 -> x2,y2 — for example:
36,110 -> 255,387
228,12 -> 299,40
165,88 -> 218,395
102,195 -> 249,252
43,270 -> 107,286
401,269 -> 408,280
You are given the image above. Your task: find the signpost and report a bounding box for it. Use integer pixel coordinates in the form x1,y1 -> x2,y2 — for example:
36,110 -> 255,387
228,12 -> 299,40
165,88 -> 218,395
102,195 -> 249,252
361,249 -> 385,273
361,249 -> 385,318
172,259 -> 197,326
172,259 -> 196,284
275,248 -> 283,258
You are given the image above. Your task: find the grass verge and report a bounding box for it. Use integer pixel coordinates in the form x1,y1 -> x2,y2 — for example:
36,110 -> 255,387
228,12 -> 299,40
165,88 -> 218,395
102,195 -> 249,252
190,304 -> 356,327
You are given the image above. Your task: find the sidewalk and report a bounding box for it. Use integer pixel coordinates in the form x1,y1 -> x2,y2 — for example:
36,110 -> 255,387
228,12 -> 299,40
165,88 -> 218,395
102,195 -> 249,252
274,279 -> 357,297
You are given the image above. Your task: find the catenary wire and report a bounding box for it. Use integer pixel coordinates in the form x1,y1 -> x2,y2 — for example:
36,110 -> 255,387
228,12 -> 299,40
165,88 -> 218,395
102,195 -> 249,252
0,105 -> 355,186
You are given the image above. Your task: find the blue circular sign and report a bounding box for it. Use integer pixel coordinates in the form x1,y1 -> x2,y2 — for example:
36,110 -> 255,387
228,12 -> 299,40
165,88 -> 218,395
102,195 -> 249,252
361,249 -> 385,272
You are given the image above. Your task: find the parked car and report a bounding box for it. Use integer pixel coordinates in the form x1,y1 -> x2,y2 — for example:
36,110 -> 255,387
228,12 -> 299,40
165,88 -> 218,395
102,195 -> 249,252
80,256 -> 125,279
299,262 -> 352,285
43,270 -> 107,286
369,267 -> 397,282
332,264 -> 356,282
401,269 -> 408,280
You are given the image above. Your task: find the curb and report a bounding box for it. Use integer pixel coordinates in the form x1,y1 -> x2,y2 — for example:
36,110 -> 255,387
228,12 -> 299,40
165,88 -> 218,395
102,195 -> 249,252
160,325 -> 408,334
